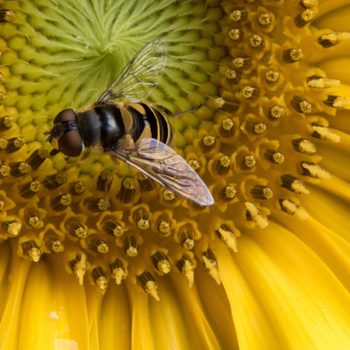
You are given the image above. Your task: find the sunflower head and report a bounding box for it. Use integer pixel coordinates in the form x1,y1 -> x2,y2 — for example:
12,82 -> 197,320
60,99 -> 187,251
0,0 -> 348,301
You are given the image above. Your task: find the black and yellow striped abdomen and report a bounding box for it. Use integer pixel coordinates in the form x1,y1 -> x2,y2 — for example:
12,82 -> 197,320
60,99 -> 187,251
76,102 -> 173,151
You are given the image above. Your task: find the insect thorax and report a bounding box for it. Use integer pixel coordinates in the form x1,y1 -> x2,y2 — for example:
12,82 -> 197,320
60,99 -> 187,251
77,105 -> 125,149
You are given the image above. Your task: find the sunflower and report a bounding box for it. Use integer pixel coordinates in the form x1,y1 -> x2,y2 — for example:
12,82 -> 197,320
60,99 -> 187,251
0,0 -> 350,349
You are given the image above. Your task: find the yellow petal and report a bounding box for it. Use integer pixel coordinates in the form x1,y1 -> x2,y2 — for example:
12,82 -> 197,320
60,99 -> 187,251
195,266 -> 239,349
99,284 -> 131,350
215,242 -> 281,350
235,223 -> 350,349
0,245 -> 30,350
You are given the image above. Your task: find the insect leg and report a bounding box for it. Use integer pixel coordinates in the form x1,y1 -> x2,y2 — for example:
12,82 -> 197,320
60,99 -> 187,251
169,104 -> 203,118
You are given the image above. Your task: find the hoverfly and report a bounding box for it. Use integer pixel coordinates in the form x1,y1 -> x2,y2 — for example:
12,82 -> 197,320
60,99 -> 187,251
46,40 -> 214,206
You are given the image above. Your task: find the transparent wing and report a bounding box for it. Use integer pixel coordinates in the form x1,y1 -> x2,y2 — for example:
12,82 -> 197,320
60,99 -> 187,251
97,40 -> 167,104
111,138 -> 214,206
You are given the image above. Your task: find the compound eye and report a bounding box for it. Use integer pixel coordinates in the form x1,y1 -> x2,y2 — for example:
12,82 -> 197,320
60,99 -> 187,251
52,109 -> 83,157
58,129 -> 83,157
54,109 -> 76,123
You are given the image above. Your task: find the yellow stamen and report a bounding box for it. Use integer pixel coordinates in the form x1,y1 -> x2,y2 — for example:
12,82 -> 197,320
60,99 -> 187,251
202,249 -> 221,285
176,255 -> 195,287
301,162 -> 331,179
110,259 -> 128,284
138,272 -> 160,301
245,202 -> 268,229
216,225 -> 238,252
311,126 -> 340,143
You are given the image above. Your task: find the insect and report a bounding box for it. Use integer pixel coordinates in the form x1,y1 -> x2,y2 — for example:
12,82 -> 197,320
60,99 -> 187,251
46,40 -> 214,206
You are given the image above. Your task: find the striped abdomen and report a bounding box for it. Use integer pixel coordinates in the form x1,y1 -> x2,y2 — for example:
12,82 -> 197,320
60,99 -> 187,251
77,103 -> 173,150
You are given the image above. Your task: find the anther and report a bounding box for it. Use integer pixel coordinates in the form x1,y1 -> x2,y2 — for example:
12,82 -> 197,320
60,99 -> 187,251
6,137 -> 25,153
249,34 -> 264,49
215,224 -> 237,252
283,48 -> 303,63
242,155 -> 256,169
202,249 -> 221,284
0,138 -> 8,150
19,180 -> 41,198
324,95 -> 350,109
69,254 -> 87,285
110,259 -> 128,284
251,185 -> 273,199
0,10 -> 15,22
290,95 -> 312,114
252,122 -> 267,135
292,138 -> 317,154
134,209 -> 150,230
137,272 -> 160,300
92,267 -> 108,292
228,28 -> 241,41
86,197 -> 108,212
137,173 -> 155,192
45,237 -> 64,253
269,105 -> 285,120
295,9 -> 315,28
311,125 -> 340,143
224,68 -> 240,83
2,221 -> 21,237
103,219 -> 124,237
179,228 -> 195,250
162,189 -> 176,202
26,148 -> 48,169
88,238 -> 109,254
0,116 -> 15,130
201,135 -> 216,147
117,177 -> 136,203
241,86 -> 258,100
21,240 -> 41,262
51,194 -> 72,211
124,236 -> 138,257
318,32 -> 350,48
223,184 -> 237,200
245,202 -> 268,229
280,175 -> 310,194
265,149 -> 285,164
157,219 -> 171,236
10,162 -> 31,177
0,163 -> 10,178
71,181 -> 85,194
300,162 -> 330,179
46,239 -> 64,253
307,75 -> 340,89
96,170 -> 112,192
214,97 -> 239,112
258,12 -> 273,26
176,255 -> 195,287
25,211 -> 43,229
137,218 -> 149,230
265,70 -> 280,84
232,57 -> 252,69
220,118 -> 235,137
151,251 -> 171,275
216,155 -> 231,174
279,199 -> 308,219
188,159 -> 200,171
68,222 -> 87,239
230,9 -> 246,22
44,173 -> 67,190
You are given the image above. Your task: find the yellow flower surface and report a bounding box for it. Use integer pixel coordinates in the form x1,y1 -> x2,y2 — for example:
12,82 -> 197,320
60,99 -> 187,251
0,0 -> 350,349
